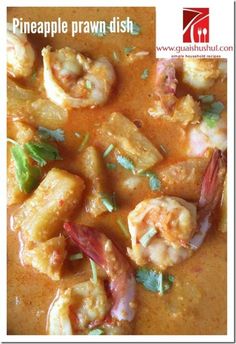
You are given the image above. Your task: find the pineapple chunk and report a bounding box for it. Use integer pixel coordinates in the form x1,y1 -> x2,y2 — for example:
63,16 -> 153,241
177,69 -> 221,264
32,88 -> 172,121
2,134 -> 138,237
7,78 -> 68,129
100,112 -> 162,171
157,158 -> 209,202
78,146 -> 107,217
12,168 -> 85,242
7,121 -> 38,206
23,236 -> 66,280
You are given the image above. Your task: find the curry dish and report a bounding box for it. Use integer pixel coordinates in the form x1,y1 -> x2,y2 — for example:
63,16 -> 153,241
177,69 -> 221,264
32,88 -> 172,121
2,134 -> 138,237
7,7 -> 227,335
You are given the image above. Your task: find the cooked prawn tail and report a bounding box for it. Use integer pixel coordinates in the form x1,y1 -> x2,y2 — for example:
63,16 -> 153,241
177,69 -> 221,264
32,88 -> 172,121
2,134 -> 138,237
190,149 -> 226,250
64,222 -> 136,323
199,149 -> 226,210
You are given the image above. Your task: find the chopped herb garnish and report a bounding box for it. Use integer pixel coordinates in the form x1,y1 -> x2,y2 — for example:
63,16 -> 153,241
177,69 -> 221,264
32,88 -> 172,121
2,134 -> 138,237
89,258 -> 97,284
24,142 -> 62,167
116,155 -> 135,172
136,268 -> 174,294
112,51 -> 120,62
69,252 -> 83,261
106,162 -> 116,170
141,68 -> 149,80
78,133 -> 90,152
124,46 -> 135,54
88,328 -> 104,335
139,227 -> 157,247
11,144 -> 41,193
85,80 -> 92,90
211,101 -> 224,114
198,95 -> 214,103
38,126 -> 65,142
100,192 -> 117,212
130,21 -> 141,35
138,171 -> 161,191
202,111 -> 220,128
116,218 -> 130,238
103,144 -> 114,158
149,173 -> 161,191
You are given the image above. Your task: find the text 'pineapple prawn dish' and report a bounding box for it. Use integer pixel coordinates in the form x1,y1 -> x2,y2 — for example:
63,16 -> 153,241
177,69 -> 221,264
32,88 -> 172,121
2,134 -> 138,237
7,7 -> 227,335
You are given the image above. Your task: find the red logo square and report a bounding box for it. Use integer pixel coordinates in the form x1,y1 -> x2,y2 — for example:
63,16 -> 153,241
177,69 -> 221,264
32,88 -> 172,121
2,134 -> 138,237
183,8 -> 209,43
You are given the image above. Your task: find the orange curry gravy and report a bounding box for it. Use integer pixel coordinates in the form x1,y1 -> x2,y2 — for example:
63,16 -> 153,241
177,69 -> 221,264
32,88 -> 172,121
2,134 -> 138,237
7,7 -> 227,335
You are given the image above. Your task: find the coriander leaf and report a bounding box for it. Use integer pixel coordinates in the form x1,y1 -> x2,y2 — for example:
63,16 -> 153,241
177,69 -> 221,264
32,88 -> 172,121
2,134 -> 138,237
78,133 -> 90,152
103,144 -> 114,158
210,101 -> 224,114
69,252 -> 83,261
100,192 -> 117,212
24,142 -> 62,167
198,95 -> 214,103
136,268 -> 174,294
116,155 -> 135,171
141,68 -> 149,80
11,145 -> 41,193
106,162 -> 116,170
124,46 -> 135,54
130,21 -> 141,35
85,80 -> 92,90
202,111 -> 220,128
149,173 -> 161,191
88,328 -> 104,335
38,126 -> 65,142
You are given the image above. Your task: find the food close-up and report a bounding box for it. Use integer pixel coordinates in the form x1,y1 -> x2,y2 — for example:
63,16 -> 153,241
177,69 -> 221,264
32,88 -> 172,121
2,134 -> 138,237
7,7 -> 227,336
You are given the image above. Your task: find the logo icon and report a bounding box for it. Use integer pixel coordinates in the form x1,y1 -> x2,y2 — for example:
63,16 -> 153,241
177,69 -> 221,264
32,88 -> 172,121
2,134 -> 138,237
183,8 -> 209,43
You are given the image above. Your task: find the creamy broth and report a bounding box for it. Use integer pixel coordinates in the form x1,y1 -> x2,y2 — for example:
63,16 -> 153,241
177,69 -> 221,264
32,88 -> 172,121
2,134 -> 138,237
7,7 -> 227,335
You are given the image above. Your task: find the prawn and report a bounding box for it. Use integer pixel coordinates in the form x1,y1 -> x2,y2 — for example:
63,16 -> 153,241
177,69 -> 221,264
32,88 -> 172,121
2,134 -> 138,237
188,117 -> 227,157
151,59 -> 201,125
48,224 -> 136,334
42,46 -> 115,109
7,23 -> 35,78
127,150 -> 226,269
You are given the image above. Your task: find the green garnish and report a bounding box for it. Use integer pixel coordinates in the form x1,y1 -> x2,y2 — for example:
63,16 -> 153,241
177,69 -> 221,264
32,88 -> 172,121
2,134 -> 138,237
202,112 -> 220,128
89,258 -> 97,284
211,101 -> 224,114
139,227 -> 157,247
124,46 -> 135,54
69,252 -> 83,261
85,80 -> 92,90
141,68 -> 149,80
199,97 -> 224,128
100,192 -> 117,212
24,142 -> 62,167
38,126 -> 65,142
78,133 -> 90,152
136,268 -> 174,294
198,95 -> 214,103
116,155 -> 135,172
88,328 -> 104,335
139,171 -> 161,191
106,162 -> 116,170
116,218 -> 130,238
103,144 -> 114,158
130,21 -> 141,35
112,51 -> 120,62
149,173 -> 161,191
11,144 -> 41,193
